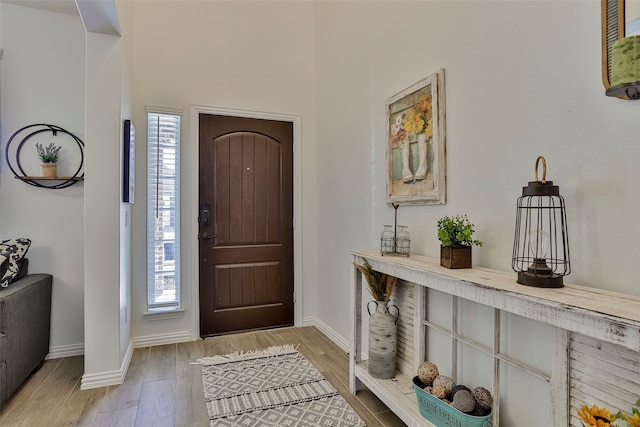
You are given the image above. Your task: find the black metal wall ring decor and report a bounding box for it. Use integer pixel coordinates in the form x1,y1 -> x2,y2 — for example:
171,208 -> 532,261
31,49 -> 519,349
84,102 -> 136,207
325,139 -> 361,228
5,123 -> 85,189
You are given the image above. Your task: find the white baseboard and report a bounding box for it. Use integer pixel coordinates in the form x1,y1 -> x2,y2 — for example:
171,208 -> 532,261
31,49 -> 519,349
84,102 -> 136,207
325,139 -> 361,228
80,330 -> 192,390
56,325 -> 348,391
46,343 -> 84,359
81,368 -> 124,390
132,330 -> 192,348
119,339 -> 134,385
80,339 -> 134,390
306,316 -> 349,353
302,316 -> 315,327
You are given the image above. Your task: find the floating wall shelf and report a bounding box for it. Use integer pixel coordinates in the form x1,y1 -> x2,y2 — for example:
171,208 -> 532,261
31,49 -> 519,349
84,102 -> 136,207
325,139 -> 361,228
606,81 -> 640,99
5,124 -> 85,189
15,176 -> 84,181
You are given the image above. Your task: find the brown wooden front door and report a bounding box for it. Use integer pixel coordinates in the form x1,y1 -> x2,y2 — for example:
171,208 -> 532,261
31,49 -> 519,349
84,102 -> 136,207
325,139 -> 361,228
198,114 -> 294,337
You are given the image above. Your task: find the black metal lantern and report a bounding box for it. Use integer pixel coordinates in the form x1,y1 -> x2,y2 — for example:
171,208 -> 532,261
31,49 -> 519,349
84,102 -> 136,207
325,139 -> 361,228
512,156 -> 571,288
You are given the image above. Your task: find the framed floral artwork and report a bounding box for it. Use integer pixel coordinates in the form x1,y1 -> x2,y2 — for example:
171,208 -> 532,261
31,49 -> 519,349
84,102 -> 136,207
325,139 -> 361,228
386,69 -> 446,205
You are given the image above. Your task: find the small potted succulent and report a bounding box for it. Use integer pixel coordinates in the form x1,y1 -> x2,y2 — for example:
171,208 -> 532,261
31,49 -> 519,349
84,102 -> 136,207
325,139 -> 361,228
437,215 -> 483,269
36,142 -> 61,178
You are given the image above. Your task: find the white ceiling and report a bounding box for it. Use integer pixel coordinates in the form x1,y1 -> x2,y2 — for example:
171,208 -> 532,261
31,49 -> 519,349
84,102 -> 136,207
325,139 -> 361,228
2,0 -> 121,36
1,0 -> 79,16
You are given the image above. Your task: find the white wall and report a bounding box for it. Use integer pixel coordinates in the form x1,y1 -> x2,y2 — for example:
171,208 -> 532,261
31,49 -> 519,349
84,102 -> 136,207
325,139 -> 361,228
83,30 -> 122,381
82,0 -> 133,386
117,0 -> 134,373
313,0 -> 640,345
129,0 -> 317,340
3,2 -> 640,415
129,0 -> 640,347
0,3 -> 2,126
313,1 -> 640,424
0,1 -> 133,385
0,4 -> 86,355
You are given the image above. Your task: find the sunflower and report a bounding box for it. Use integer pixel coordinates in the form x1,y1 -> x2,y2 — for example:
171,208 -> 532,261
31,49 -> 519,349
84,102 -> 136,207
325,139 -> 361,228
625,412 -> 640,427
578,404 -> 614,426
414,94 -> 431,112
423,117 -> 433,139
413,95 -> 433,139
403,109 -> 425,135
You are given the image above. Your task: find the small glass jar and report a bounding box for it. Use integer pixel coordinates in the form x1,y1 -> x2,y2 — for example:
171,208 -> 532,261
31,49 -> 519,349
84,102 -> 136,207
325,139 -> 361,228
380,225 -> 395,255
396,225 -> 410,256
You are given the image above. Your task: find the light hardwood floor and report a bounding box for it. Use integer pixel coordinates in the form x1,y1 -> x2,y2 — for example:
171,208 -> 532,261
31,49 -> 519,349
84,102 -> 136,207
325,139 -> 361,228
0,326 -> 407,426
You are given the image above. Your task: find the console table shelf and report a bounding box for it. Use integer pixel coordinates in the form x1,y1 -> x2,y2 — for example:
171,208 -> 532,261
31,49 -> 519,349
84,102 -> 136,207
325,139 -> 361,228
5,124 -> 85,189
349,249 -> 640,426
354,361 -> 429,427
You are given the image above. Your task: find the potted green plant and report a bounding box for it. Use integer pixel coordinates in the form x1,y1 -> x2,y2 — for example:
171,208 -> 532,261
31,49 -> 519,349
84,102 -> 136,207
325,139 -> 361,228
36,142 -> 61,178
437,215 -> 483,269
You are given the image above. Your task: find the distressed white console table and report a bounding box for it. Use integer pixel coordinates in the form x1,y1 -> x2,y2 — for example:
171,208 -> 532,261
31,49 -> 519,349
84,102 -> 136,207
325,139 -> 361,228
349,249 -> 640,427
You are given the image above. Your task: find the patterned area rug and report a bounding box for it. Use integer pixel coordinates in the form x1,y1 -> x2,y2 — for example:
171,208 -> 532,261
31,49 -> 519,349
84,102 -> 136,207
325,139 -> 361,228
196,345 -> 366,427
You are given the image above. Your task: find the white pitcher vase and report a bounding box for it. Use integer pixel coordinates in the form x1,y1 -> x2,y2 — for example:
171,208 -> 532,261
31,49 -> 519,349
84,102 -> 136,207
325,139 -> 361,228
367,300 -> 399,379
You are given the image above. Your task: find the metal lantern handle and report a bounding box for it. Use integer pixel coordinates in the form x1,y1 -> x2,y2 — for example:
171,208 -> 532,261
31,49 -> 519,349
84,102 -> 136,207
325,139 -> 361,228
534,156 -> 547,184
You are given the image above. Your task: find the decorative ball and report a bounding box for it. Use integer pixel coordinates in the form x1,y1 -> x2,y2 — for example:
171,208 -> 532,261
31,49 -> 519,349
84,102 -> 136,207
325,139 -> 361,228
449,384 -> 471,400
423,386 -> 433,394
431,384 -> 447,399
472,405 -> 492,417
472,386 -> 493,410
452,389 -> 476,414
417,361 -> 439,385
432,375 -> 455,396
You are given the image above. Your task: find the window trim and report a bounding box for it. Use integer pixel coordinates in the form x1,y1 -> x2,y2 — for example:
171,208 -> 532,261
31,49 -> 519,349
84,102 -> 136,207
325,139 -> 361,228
146,106 -> 183,314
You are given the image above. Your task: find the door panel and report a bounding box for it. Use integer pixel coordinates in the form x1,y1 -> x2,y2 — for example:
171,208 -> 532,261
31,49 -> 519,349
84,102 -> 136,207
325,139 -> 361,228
199,114 -> 293,336
213,262 -> 281,308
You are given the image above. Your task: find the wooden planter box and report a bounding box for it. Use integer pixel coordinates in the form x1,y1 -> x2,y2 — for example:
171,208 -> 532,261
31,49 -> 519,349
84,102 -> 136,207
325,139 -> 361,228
440,245 -> 472,269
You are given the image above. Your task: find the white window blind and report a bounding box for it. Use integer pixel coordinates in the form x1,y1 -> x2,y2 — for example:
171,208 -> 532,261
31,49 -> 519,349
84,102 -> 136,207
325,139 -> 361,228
147,112 -> 181,310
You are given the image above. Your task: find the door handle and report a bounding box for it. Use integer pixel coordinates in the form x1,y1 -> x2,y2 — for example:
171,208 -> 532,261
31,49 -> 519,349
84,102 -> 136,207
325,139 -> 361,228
200,232 -> 213,240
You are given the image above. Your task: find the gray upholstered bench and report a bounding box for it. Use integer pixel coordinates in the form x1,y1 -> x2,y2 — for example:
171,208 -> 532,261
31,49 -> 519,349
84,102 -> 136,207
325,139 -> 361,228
0,273 -> 52,410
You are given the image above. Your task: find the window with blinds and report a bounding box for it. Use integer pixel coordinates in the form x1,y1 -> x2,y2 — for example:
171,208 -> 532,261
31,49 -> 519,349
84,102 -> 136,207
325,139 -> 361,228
147,112 -> 181,310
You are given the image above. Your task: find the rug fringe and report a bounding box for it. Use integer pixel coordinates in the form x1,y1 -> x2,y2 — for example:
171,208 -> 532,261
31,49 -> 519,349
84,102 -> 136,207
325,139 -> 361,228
193,344 -> 299,365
